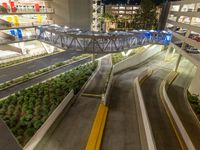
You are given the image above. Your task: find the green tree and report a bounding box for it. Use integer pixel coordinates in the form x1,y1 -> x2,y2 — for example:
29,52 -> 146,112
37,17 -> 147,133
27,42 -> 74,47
133,0 -> 158,30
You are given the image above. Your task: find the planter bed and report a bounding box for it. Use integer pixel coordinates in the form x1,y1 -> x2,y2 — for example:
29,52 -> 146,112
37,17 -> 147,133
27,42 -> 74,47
112,47 -> 143,64
0,62 -> 97,146
0,54 -> 91,90
188,91 -> 200,120
0,51 -> 59,69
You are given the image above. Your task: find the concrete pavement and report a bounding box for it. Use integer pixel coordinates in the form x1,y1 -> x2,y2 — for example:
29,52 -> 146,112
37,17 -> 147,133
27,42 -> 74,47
141,69 -> 182,150
35,55 -> 112,150
101,68 -> 145,150
102,51 -> 178,150
83,55 -> 112,95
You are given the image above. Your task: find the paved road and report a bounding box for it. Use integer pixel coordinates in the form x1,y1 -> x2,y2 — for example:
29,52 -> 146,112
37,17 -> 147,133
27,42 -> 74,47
35,56 -> 112,150
101,68 -> 145,150
0,58 -> 91,99
83,55 -> 112,95
141,69 -> 182,150
167,58 -> 200,149
102,51 -> 179,150
0,50 -> 80,84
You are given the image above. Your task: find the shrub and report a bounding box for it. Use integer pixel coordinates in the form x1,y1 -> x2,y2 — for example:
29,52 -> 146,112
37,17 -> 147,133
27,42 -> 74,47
0,62 -> 97,146
188,91 -> 200,119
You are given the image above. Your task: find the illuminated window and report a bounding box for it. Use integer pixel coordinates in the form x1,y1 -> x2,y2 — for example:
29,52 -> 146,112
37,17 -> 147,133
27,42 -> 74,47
119,7 -> 125,10
170,5 -> 180,12
119,11 -> 125,14
181,4 -> 195,12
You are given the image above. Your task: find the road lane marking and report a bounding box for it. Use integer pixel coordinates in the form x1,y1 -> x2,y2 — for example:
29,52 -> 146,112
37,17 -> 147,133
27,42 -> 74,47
85,103 -> 108,150
81,93 -> 102,98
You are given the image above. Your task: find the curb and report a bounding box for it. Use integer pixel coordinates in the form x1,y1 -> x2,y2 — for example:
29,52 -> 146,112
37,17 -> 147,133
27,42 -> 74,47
23,90 -> 74,150
0,51 -> 61,70
0,56 -> 91,91
0,58 -> 93,101
160,71 -> 195,150
133,68 -> 157,150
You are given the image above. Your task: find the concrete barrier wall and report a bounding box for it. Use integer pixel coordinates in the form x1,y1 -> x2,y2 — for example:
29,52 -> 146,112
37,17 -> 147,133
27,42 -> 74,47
113,45 -> 164,74
24,90 -> 74,150
161,73 -> 195,150
133,69 -> 157,150
189,67 -> 200,96
103,69 -> 113,104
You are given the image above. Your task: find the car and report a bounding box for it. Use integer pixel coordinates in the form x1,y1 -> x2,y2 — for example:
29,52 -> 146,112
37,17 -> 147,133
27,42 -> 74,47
174,41 -> 183,47
185,47 -> 200,54
193,37 -> 200,42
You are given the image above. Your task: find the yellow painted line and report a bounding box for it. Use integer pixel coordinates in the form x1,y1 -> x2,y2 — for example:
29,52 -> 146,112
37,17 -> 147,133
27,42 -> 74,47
85,103 -> 108,150
57,49 -> 65,52
95,106 -> 108,150
82,93 -> 102,98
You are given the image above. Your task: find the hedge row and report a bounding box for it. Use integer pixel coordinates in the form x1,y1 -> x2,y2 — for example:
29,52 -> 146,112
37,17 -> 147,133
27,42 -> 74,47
112,50 -> 136,64
0,62 -> 97,146
0,52 -> 53,69
0,54 -> 90,90
188,92 -> 200,120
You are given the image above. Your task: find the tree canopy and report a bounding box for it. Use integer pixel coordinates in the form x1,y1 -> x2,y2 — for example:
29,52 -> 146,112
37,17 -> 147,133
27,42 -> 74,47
133,0 -> 158,30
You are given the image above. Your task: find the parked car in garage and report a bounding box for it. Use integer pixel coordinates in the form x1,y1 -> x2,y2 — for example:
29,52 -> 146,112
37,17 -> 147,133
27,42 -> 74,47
185,47 -> 200,54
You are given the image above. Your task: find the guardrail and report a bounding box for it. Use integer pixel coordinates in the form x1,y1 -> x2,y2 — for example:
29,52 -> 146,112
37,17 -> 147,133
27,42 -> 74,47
24,90 -> 74,150
133,68 -> 157,150
160,71 -> 196,150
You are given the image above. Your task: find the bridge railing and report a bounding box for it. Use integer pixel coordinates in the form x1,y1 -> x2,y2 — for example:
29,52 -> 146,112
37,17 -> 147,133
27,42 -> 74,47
35,24 -> 172,53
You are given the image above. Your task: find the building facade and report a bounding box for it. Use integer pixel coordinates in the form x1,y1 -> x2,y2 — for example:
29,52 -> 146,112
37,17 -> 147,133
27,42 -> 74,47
165,0 -> 200,95
105,4 -> 139,16
0,0 -> 55,58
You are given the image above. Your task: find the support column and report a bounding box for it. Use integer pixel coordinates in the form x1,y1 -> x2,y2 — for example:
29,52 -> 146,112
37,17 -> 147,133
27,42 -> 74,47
91,54 -> 95,62
171,47 -> 176,57
174,54 -> 182,72
165,44 -> 172,61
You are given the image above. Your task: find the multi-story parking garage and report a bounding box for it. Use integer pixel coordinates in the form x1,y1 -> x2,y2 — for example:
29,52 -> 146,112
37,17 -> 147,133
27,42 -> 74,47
0,0 -> 200,150
166,0 -> 200,95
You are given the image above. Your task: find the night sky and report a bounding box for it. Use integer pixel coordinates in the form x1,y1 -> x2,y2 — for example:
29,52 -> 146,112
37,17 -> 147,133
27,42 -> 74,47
102,0 -> 167,5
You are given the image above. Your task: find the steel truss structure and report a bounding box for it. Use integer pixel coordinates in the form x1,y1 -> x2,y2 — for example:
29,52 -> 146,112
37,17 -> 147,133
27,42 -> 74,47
36,24 -> 172,53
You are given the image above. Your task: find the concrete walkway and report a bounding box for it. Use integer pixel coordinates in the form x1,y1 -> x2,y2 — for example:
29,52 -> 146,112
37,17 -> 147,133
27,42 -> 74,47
35,55 -> 112,150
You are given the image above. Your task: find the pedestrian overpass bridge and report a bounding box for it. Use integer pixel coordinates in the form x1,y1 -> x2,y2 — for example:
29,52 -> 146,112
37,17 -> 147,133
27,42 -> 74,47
36,24 -> 172,53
